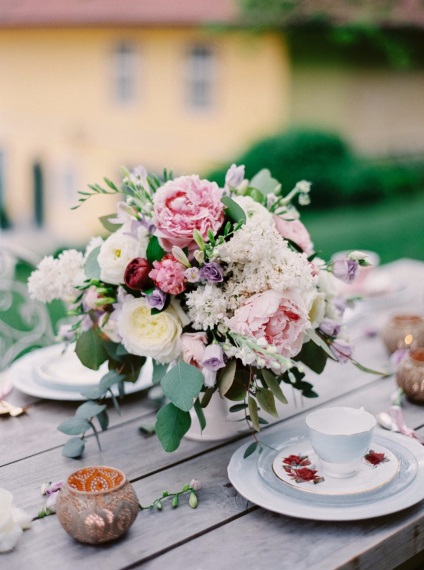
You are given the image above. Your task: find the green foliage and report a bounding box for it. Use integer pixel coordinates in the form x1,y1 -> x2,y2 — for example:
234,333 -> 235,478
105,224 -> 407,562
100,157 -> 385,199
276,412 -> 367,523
75,328 -> 108,370
160,361 -> 204,412
221,196 -> 247,224
208,128 -> 424,209
155,403 -> 192,452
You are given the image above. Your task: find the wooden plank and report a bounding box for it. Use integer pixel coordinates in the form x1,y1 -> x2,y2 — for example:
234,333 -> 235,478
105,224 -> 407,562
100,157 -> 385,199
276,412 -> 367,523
2,376 -> 423,570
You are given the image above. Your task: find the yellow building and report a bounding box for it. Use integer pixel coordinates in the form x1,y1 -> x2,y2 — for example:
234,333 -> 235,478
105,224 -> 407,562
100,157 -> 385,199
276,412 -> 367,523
0,1 -> 289,246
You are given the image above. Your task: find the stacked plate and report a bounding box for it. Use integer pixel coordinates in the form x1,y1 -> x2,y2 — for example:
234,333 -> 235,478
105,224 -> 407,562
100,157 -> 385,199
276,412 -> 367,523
10,344 -> 152,401
228,428 -> 424,521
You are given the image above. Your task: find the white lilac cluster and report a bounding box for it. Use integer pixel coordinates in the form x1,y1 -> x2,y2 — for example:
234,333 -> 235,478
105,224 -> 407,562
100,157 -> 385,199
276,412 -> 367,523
216,214 -> 316,312
28,249 -> 85,303
185,284 -> 228,331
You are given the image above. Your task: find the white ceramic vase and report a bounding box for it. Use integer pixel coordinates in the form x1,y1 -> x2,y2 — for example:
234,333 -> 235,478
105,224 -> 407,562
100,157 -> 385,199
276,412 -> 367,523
185,392 -> 245,442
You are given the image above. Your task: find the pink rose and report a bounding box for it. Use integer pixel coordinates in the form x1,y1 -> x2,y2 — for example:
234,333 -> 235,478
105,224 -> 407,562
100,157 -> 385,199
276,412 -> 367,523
153,175 -> 224,250
181,332 -> 208,368
273,215 -> 314,256
228,289 -> 309,358
149,254 -> 186,295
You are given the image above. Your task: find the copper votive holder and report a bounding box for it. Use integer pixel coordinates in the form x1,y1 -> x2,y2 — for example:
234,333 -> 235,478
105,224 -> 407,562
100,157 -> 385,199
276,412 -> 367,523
55,466 -> 139,544
380,314 -> 424,354
396,348 -> 424,404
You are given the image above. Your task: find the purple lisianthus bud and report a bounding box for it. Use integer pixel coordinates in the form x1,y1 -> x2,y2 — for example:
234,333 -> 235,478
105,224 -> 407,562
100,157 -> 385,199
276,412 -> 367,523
332,258 -> 359,284
124,257 -> 152,291
330,339 -> 353,363
146,288 -> 167,310
319,318 -> 341,338
201,344 -> 226,371
225,163 -> 245,188
332,297 -> 347,317
199,262 -> 224,283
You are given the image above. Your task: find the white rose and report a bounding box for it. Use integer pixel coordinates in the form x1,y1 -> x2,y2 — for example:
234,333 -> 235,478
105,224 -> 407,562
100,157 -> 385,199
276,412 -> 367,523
233,196 -> 271,222
118,296 -> 183,364
309,292 -> 326,328
0,488 -> 32,553
98,224 -> 149,285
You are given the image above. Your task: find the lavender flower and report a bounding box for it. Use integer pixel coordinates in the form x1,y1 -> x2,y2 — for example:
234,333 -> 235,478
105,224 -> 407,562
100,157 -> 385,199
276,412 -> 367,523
199,262 -> 224,283
147,288 -> 167,310
331,258 -> 359,284
330,339 -> 353,363
201,344 -> 226,371
319,318 -> 341,338
41,481 -> 64,515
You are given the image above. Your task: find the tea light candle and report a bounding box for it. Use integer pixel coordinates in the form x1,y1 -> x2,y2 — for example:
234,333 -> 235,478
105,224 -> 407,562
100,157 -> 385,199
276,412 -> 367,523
396,348 -> 424,403
55,466 -> 139,544
380,314 -> 424,354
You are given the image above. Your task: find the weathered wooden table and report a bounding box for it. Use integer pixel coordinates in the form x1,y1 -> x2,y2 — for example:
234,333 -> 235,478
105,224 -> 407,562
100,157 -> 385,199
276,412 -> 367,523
1,259 -> 424,570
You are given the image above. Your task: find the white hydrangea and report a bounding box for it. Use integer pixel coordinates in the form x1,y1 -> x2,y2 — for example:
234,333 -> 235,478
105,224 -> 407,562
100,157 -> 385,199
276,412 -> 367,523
185,284 -> 228,330
28,250 -> 85,303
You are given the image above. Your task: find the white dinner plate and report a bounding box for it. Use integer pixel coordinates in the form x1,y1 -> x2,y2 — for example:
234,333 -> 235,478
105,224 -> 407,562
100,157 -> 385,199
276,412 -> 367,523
228,428 -> 424,521
10,344 -> 153,401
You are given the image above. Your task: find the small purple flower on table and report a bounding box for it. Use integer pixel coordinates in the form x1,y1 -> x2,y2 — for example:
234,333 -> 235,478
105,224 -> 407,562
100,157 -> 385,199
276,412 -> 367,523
199,262 -> 224,283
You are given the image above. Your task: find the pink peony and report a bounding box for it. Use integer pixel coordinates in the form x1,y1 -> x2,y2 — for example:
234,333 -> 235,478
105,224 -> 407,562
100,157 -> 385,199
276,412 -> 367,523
153,175 -> 224,250
228,289 -> 310,358
181,332 -> 208,368
149,255 -> 186,295
273,215 -> 314,256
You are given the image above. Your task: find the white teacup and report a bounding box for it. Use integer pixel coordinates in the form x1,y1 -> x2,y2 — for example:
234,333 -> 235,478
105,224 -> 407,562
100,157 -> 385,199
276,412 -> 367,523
306,407 -> 376,478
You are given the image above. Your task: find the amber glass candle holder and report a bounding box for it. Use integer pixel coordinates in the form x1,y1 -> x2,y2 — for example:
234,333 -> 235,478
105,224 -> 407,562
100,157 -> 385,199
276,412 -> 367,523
396,348 -> 424,404
55,466 -> 139,544
380,314 -> 424,354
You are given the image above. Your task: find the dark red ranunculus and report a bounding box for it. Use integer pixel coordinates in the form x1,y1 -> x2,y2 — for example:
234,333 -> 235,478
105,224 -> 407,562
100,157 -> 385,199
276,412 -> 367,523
124,258 -> 152,291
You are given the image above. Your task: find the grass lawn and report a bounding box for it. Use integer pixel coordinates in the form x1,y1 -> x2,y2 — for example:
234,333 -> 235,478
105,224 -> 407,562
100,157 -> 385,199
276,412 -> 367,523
302,193 -> 424,264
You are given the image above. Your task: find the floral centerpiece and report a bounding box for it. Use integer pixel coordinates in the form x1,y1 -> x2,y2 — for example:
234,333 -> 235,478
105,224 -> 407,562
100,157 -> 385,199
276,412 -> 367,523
28,164 -> 371,457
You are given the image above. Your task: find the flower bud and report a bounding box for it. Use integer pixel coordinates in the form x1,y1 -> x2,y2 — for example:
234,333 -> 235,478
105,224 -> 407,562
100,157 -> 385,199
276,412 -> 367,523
172,496 -> 179,508
189,479 -> 201,491
189,492 -> 198,509
124,257 -> 152,290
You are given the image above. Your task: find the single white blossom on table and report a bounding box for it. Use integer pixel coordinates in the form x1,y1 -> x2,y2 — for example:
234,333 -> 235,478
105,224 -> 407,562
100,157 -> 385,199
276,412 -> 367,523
0,488 -> 32,553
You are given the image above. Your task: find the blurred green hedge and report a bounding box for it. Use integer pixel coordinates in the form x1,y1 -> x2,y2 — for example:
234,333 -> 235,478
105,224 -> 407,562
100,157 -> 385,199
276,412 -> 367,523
207,129 -> 424,208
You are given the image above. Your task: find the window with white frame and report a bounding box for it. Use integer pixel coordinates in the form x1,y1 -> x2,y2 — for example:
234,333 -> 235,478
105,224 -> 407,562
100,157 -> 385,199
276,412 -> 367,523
187,45 -> 215,110
112,41 -> 138,104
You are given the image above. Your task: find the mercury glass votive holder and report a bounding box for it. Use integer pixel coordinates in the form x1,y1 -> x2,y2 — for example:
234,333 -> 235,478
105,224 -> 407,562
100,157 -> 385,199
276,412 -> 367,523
396,348 -> 424,404
55,466 -> 139,544
380,314 -> 424,354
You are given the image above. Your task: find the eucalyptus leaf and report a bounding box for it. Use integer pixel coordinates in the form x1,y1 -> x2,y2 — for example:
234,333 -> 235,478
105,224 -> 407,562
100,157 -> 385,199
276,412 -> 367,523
308,329 -> 337,360
99,370 -> 125,392
218,360 -> 236,397
155,403 -> 191,452
97,410 -> 109,431
75,328 -> 108,370
84,246 -> 101,280
256,388 -> 279,418
248,396 -> 260,432
250,169 -> 281,195
62,438 -> 85,459
193,399 -> 206,432
221,196 -> 246,225
229,403 -> 248,413
75,401 -> 107,420
79,387 -> 103,400
58,417 -> 91,435
243,441 -> 258,459
200,387 -> 215,408
294,339 -> 328,374
261,369 -> 288,404
161,361 -> 203,412
98,214 -> 122,233
152,361 -> 168,385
